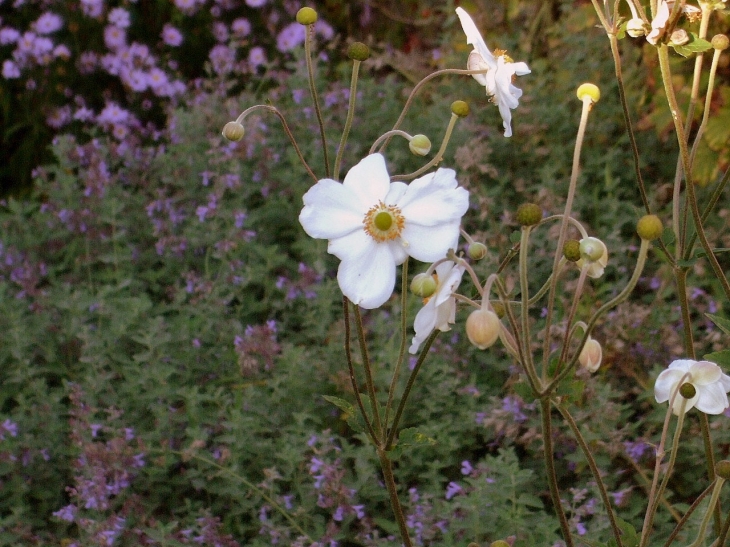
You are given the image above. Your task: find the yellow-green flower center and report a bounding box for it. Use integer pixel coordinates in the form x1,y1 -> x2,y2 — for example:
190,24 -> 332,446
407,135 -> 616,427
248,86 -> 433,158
363,201 -> 405,243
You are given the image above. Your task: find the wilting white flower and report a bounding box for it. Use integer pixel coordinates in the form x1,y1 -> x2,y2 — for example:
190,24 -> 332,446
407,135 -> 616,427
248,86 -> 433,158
576,237 -> 608,279
299,154 -> 469,309
655,359 -> 730,415
647,0 -> 670,44
409,261 -> 465,354
578,336 -> 602,373
455,7 -> 530,137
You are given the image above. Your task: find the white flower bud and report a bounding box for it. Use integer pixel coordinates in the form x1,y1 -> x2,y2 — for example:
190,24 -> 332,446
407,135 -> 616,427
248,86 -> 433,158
579,336 -> 602,373
626,18 -> 646,38
466,309 -> 500,350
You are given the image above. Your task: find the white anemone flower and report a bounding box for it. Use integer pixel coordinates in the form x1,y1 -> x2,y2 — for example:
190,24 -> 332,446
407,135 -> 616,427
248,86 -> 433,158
576,237 -> 608,279
299,154 -> 469,309
646,0 -> 670,44
655,359 -> 730,415
455,7 -> 531,137
409,261 -> 465,354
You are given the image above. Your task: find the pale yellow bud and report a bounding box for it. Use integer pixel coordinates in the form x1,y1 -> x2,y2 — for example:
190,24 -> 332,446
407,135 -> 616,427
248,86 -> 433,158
222,121 -> 245,141
578,336 -> 602,373
408,134 -> 431,156
626,18 -> 646,38
576,83 -> 600,104
466,309 -> 500,350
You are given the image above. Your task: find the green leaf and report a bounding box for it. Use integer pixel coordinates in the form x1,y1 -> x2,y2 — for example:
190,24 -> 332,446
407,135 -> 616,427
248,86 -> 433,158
512,378 -> 537,402
387,427 -> 436,460
672,34 -> 712,57
704,350 -> 730,368
706,314 -> 730,335
322,395 -> 363,433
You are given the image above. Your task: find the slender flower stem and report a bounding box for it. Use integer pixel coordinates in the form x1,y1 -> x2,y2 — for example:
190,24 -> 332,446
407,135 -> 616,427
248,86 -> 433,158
369,130 -> 414,156
542,96 -> 594,377
556,265 -> 589,372
661,479 -> 716,547
675,268 -> 695,358
384,261 -> 410,432
343,297 -> 379,443
353,304 -> 383,439
540,398 -> 574,547
686,165 -> 730,252
557,404 -> 624,547
303,24 -> 330,177
391,113 -> 459,181
333,59 -> 362,181
688,47 -> 722,180
518,227 -> 536,379
377,449 -> 413,547
699,412 -> 722,536
688,477 -> 725,547
234,105 -> 318,183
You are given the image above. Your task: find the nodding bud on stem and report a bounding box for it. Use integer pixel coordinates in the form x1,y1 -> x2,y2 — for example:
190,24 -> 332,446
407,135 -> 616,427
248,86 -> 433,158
564,240 -> 581,262
578,336 -> 602,373
626,18 -> 646,38
451,100 -> 470,117
466,308 -> 500,349
347,42 -> 370,61
712,34 -> 729,51
222,121 -> 245,141
679,382 -> 696,400
716,460 -> 730,480
576,83 -> 600,105
467,242 -> 488,260
515,203 -> 542,227
636,214 -> 663,241
295,7 -> 317,25
410,272 -> 437,298
408,134 -> 431,156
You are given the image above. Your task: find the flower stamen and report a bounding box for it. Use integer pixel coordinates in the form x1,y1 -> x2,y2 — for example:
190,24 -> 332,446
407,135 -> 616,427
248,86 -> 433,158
363,201 -> 405,243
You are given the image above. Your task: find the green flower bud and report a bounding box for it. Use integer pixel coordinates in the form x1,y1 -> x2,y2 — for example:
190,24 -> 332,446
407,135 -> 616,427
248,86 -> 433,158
408,134 -> 431,156
515,203 -> 542,227
491,541 -> 510,547
466,309 -> 500,350
716,460 -> 730,480
222,121 -> 245,142
467,242 -> 488,261
347,42 -> 370,61
410,273 -> 437,298
636,214 -> 663,241
679,382 -> 696,400
712,34 -> 729,51
451,100 -> 470,117
564,240 -> 581,262
296,7 -> 318,25
577,83 -> 600,104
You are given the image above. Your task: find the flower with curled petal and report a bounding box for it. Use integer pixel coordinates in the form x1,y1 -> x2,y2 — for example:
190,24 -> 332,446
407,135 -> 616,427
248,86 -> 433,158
299,154 -> 469,309
409,261 -> 465,354
455,7 -> 530,137
654,359 -> 730,415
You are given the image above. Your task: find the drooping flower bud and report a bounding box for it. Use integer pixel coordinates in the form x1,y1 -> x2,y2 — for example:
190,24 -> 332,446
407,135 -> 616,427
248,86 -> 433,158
467,242 -> 488,261
222,121 -> 245,141
578,336 -> 602,373
563,240 -> 581,262
296,7 -> 318,25
715,460 -> 730,480
466,309 -> 500,349
636,214 -> 663,241
515,203 -> 542,227
626,18 -> 646,38
577,237 -> 608,278
408,134 -> 431,156
410,273 -> 437,298
451,100 -> 470,117
347,42 -> 370,61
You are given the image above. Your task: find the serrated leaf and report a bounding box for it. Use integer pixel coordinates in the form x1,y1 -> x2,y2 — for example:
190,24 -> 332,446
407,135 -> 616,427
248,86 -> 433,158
387,427 -> 436,460
706,313 -> 730,335
672,35 -> 712,57
322,395 -> 355,415
704,350 -> 730,368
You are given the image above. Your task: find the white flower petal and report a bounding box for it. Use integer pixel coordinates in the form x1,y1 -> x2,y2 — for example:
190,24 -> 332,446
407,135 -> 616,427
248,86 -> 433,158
654,368 -> 686,403
335,234 -> 398,309
402,221 -> 461,263
695,384 -> 730,414
398,169 -> 469,227
455,7 -> 496,69
300,178 -> 366,239
690,360 -> 722,385
342,153 -> 390,206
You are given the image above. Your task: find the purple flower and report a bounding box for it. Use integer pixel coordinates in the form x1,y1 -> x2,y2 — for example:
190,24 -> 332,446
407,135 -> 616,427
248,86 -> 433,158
445,481 -> 463,500
231,18 -> 251,37
161,24 -> 183,46
209,44 -> 235,75
276,22 -> 306,52
245,0 -> 267,6
460,460 -> 473,475
248,46 -> 266,68
2,60 -> 21,79
0,419 -> 18,439
34,12 -> 64,34
52,504 -> 77,522
90,423 -> 103,437
80,0 -> 105,18
108,7 -> 131,28
212,21 -> 229,42
0,28 -> 21,45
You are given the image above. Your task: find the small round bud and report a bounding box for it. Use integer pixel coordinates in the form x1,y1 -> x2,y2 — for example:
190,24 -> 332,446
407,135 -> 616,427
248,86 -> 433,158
410,273 -> 437,298
408,134 -> 431,156
636,214 -> 663,241
451,100 -> 470,117
578,336 -> 602,373
669,29 -> 690,46
466,309 -> 501,350
564,240 -> 581,262
712,34 -> 729,51
491,541 -> 510,547
347,41 -> 370,61
467,242 -> 488,261
715,460 -> 730,480
222,121 -> 245,142
296,7 -> 317,25
626,18 -> 646,38
576,83 -> 600,104
515,203 -> 542,227
579,237 -> 605,262
679,382 -> 696,400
